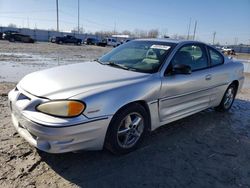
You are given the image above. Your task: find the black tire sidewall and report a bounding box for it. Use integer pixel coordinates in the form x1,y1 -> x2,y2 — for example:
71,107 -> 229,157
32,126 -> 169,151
215,84 -> 237,111
105,103 -> 149,154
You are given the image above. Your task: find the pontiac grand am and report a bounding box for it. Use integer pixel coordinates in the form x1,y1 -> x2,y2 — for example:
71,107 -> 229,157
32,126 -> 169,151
8,39 -> 244,154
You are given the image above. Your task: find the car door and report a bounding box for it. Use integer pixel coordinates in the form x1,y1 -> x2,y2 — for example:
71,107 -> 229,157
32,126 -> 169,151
206,46 -> 229,107
159,43 -> 212,123
65,36 -> 71,43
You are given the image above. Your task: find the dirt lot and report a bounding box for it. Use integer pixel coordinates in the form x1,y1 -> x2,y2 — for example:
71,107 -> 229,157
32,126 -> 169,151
0,41 -> 250,188
0,40 -> 110,82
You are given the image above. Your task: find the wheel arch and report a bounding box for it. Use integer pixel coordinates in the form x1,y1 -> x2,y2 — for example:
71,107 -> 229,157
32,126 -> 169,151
111,100 -> 152,131
231,80 -> 239,91
103,100 -> 152,153
228,80 -> 239,97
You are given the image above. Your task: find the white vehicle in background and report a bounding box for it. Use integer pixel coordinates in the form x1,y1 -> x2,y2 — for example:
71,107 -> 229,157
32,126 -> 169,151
106,38 -> 120,47
221,46 -> 236,55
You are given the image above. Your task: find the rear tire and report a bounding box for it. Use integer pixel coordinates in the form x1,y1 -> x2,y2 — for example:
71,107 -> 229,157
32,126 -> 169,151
215,83 -> 237,112
105,103 -> 149,155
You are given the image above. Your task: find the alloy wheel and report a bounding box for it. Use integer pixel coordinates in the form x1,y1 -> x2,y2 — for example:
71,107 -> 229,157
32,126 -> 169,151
224,87 -> 235,109
117,112 -> 144,149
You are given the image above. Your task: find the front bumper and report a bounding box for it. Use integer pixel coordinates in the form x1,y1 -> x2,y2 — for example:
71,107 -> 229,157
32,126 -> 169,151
9,87 -> 112,153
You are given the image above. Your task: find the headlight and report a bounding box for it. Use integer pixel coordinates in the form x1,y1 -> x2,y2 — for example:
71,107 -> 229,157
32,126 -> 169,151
36,100 -> 86,117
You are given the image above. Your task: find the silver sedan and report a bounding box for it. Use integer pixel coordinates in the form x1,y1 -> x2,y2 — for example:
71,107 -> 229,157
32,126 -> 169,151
8,39 -> 244,154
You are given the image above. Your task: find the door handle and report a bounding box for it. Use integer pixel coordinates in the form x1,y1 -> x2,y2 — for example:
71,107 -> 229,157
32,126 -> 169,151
205,74 -> 212,80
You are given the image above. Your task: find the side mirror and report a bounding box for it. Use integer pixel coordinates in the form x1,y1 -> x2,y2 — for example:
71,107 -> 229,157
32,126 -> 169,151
172,64 -> 192,74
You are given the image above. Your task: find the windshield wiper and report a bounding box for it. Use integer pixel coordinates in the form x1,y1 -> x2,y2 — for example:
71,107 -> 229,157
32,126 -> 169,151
93,59 -> 103,64
105,62 -> 129,70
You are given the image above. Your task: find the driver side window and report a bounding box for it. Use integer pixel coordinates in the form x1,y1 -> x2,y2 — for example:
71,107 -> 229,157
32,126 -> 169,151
171,44 -> 208,71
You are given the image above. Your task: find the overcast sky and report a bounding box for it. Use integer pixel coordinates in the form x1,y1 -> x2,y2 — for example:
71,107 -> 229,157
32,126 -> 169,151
0,0 -> 250,44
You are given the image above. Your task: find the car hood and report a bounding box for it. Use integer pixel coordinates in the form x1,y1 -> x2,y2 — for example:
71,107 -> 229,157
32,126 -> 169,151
18,61 -> 150,99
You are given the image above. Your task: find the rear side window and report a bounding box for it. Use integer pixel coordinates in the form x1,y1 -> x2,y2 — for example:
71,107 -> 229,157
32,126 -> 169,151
209,47 -> 224,66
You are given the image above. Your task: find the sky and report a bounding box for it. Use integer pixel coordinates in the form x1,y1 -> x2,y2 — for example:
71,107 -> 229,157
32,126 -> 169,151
0,0 -> 250,44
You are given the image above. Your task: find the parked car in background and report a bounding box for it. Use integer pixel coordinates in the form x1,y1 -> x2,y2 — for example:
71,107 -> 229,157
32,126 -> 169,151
85,38 -> 107,47
2,30 -> 19,40
123,39 -> 132,43
8,39 -> 244,154
55,35 -> 82,45
106,37 -> 120,47
3,32 -> 35,43
221,46 -> 236,55
85,37 -> 98,45
213,46 -> 222,51
0,32 -> 3,40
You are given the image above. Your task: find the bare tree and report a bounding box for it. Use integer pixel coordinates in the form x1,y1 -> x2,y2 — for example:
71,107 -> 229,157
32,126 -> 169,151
133,29 -> 148,38
95,31 -> 113,38
171,34 -> 189,40
121,30 -> 131,36
147,29 -> 159,38
71,27 -> 85,34
8,23 -> 17,28
91,28 -> 160,39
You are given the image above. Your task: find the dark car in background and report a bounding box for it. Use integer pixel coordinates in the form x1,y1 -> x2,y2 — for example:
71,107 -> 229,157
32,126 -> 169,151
55,35 -> 82,45
3,31 -> 35,43
2,30 -> 18,40
85,37 -> 107,47
0,32 -> 3,40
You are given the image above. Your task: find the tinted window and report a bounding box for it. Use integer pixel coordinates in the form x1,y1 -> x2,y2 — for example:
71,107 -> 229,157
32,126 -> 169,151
171,44 -> 208,71
209,47 -> 224,66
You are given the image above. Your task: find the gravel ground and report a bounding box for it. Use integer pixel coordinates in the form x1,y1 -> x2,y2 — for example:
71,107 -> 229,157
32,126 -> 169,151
0,41 -> 250,188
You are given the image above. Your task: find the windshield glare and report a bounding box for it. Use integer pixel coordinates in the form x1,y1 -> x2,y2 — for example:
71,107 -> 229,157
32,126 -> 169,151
99,41 -> 175,73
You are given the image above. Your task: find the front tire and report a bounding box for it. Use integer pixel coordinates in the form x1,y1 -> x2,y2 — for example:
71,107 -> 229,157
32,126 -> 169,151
215,83 -> 237,112
105,103 -> 149,155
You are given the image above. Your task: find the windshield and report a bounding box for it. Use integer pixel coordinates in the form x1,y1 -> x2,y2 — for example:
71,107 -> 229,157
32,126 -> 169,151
99,40 -> 176,73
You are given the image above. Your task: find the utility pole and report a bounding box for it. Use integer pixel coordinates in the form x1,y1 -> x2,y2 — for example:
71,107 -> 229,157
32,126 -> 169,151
234,37 -> 238,45
212,31 -> 216,45
193,20 -> 197,40
187,18 -> 191,40
78,0 -> 80,34
56,0 -> 59,31
114,22 -> 116,34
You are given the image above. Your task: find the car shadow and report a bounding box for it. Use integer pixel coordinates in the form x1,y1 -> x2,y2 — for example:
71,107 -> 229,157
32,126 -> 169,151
38,98 -> 250,188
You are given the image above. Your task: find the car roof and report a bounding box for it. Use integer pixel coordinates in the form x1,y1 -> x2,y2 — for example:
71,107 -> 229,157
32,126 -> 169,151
135,38 -> 206,45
